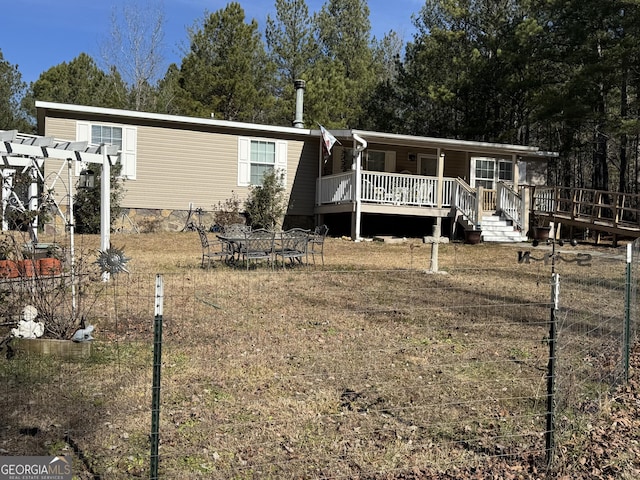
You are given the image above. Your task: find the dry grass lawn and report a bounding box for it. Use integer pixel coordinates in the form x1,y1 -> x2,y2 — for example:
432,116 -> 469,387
0,231 -> 635,479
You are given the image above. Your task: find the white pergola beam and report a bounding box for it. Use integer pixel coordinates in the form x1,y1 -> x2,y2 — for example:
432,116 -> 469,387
0,130 -> 120,270
0,131 -> 119,166
0,130 -> 17,142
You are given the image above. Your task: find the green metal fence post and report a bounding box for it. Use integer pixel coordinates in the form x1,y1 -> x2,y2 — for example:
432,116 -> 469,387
624,244 -> 632,383
150,274 -> 164,479
546,272 -> 559,469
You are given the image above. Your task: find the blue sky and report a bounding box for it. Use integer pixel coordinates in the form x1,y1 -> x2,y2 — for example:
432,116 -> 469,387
1,0 -> 423,85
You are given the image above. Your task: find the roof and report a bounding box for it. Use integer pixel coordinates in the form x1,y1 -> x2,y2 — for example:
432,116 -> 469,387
36,101 -> 557,157
329,129 -> 556,157
35,101 -> 313,138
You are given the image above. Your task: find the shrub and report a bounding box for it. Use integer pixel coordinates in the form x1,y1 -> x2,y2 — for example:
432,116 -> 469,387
244,170 -> 286,230
213,192 -> 245,228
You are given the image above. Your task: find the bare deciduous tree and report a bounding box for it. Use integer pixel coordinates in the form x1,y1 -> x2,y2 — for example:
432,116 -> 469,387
101,0 -> 166,111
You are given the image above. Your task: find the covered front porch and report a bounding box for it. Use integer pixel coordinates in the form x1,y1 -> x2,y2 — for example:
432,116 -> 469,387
312,128 -> 550,241
315,170 -> 531,241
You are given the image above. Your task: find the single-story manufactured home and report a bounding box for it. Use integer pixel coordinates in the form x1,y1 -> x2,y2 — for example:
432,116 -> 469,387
35,95 -> 556,241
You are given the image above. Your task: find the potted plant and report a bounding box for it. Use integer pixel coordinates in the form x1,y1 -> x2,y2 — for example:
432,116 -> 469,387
464,228 -> 482,244
530,215 -> 551,241
37,244 -> 63,276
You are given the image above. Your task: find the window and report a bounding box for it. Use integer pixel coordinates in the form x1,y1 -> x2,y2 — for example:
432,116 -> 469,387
365,151 -> 386,171
77,122 -> 137,179
332,146 -> 396,174
498,160 -> 513,183
471,157 -> 514,189
91,125 -> 122,149
474,158 -> 495,189
238,137 -> 287,187
250,140 -> 276,185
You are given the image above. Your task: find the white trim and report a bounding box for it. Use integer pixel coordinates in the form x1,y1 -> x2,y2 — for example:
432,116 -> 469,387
38,101 -> 312,137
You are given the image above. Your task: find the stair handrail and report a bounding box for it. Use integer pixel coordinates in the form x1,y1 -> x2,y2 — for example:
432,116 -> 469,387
496,182 -> 523,230
454,178 -> 479,228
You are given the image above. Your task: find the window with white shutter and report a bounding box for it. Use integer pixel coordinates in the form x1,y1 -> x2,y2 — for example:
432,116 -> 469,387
238,137 -> 287,186
76,121 -> 137,179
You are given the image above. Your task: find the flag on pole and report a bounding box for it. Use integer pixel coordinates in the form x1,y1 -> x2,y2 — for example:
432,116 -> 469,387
320,125 -> 339,163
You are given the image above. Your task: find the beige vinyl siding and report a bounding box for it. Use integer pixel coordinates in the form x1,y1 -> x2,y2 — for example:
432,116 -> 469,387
42,116 -> 318,215
41,117 -> 85,207
286,139 -> 317,215
441,150 -> 469,180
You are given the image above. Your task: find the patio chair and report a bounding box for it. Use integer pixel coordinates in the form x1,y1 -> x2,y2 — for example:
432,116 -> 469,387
275,228 -> 310,268
224,223 -> 251,236
309,224 -> 329,266
238,228 -> 275,270
198,227 -> 231,268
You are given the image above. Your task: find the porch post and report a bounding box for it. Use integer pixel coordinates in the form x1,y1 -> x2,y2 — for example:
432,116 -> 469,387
352,134 -> 367,241
317,136 -> 324,207
512,154 -> 519,190
477,185 -> 484,227
436,150 -> 445,208
521,186 -> 531,235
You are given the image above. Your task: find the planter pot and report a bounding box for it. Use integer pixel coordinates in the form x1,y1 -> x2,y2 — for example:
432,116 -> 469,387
532,226 -> 551,241
13,338 -> 91,360
38,257 -> 62,276
464,229 -> 482,244
0,260 -> 19,278
17,259 -> 37,277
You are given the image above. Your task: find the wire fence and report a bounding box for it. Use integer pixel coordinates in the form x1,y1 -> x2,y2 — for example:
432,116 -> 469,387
0,240 -> 637,479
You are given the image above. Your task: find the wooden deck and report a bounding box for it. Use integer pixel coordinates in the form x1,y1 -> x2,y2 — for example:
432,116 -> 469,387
316,171 -> 640,242
533,186 -> 640,240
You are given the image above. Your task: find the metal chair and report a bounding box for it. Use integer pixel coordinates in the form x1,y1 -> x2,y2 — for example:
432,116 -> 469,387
198,227 -> 231,268
308,224 -> 328,266
275,228 -> 310,268
238,229 -> 275,270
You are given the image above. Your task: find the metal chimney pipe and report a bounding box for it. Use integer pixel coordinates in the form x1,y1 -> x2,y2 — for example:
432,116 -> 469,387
293,79 -> 306,128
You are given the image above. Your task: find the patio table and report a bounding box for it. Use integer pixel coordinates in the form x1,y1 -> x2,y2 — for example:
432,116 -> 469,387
216,234 -> 245,263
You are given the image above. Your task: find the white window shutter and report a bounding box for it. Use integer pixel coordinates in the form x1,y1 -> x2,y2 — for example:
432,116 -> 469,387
121,126 -> 137,179
276,140 -> 288,185
76,121 -> 90,142
469,157 -> 477,187
238,137 -> 250,186
385,151 -> 396,172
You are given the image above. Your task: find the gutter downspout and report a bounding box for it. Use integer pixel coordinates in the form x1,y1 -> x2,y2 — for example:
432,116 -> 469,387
353,133 -> 367,241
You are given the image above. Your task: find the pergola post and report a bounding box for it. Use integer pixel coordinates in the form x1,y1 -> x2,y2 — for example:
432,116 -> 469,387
100,145 -> 111,281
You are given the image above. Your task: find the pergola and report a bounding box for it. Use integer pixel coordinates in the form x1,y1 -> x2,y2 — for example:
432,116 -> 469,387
0,129 -> 120,257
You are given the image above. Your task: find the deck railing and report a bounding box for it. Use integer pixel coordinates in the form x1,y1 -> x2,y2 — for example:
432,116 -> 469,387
317,171 -> 456,207
317,172 -> 355,204
533,186 -> 640,231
